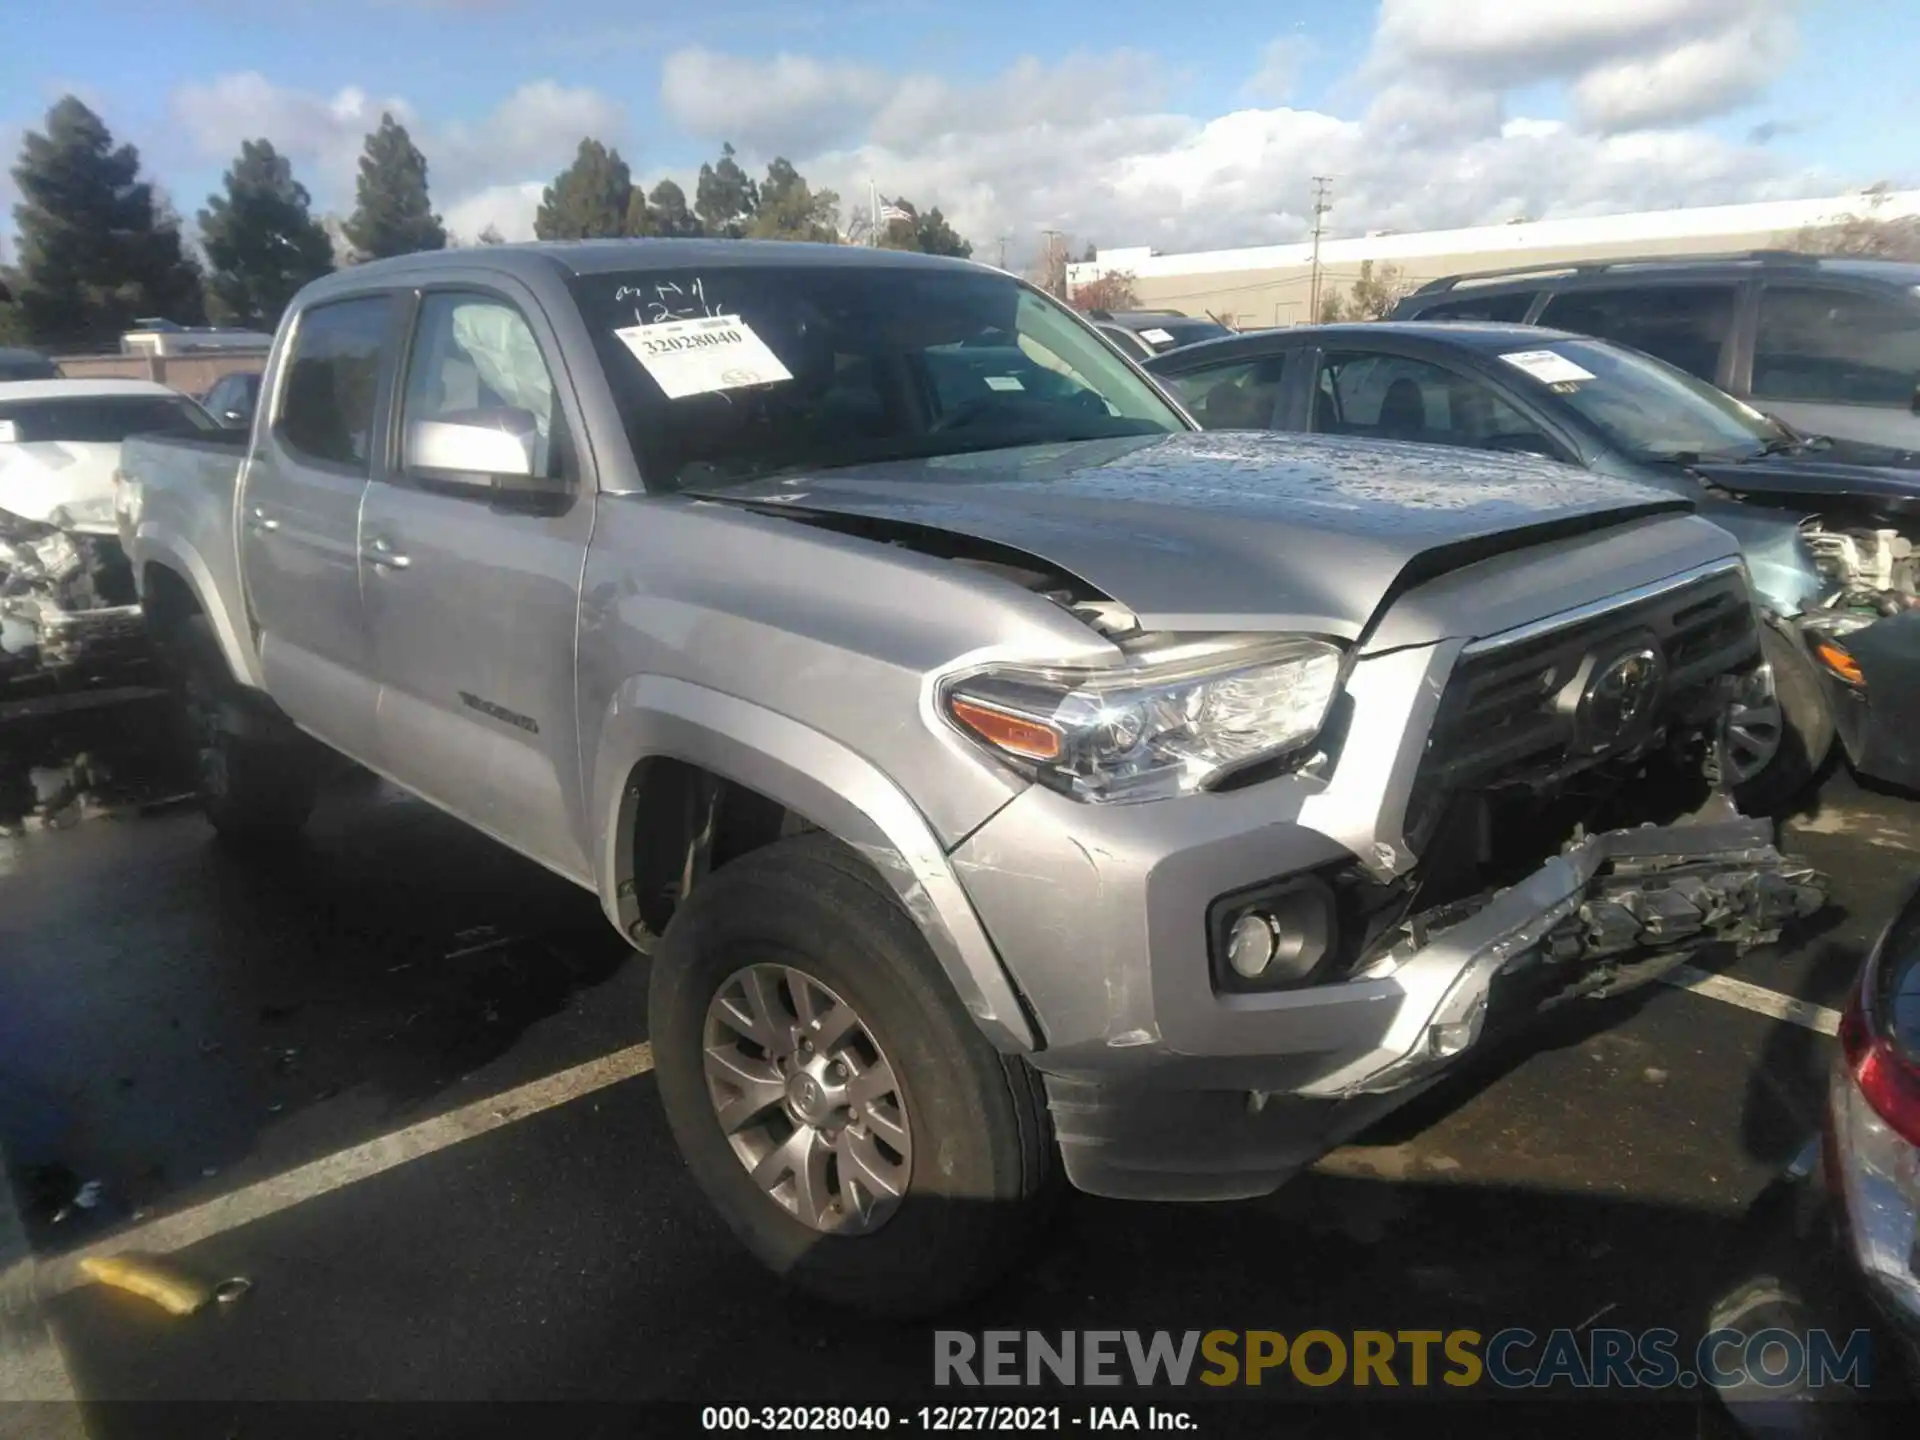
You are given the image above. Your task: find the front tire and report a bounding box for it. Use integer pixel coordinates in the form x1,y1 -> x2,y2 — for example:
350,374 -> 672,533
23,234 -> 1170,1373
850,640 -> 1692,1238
649,834 -> 1056,1316
173,616 -> 320,844
1727,625 -> 1834,817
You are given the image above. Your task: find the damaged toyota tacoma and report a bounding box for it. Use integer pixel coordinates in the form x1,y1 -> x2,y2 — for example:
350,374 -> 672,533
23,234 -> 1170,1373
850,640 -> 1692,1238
0,379 -> 219,679
119,242 -> 1829,1314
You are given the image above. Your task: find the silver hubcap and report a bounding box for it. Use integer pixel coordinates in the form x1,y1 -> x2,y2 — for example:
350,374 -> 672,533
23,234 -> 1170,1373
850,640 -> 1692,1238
702,964 -> 912,1236
1723,661 -> 1785,786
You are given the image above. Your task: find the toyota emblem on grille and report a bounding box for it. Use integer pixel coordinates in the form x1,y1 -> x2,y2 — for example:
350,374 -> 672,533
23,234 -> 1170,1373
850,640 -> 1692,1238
1580,645 -> 1665,743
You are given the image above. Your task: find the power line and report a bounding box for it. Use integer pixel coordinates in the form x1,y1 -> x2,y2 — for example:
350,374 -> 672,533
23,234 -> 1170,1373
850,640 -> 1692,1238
1307,176 -> 1334,322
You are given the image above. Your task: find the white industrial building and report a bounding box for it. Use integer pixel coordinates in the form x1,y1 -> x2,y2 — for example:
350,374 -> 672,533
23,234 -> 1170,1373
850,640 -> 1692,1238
1066,188 -> 1920,329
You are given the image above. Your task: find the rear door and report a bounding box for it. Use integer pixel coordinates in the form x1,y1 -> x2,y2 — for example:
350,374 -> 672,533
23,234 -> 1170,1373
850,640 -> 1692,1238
1537,283 -> 1741,389
239,292 -> 400,760
359,282 -> 596,881
1745,282 -> 1920,448
1152,351 -> 1290,429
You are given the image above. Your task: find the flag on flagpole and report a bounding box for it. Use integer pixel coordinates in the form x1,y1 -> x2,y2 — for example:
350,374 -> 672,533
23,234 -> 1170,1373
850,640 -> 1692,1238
878,200 -> 912,223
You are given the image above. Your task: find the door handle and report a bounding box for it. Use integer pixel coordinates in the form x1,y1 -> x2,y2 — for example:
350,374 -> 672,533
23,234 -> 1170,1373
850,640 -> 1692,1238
246,505 -> 279,534
364,535 -> 411,570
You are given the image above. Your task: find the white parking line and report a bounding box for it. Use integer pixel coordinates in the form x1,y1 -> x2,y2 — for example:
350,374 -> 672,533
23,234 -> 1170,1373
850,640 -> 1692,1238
1,1042 -> 654,1314
1662,964 -> 1843,1036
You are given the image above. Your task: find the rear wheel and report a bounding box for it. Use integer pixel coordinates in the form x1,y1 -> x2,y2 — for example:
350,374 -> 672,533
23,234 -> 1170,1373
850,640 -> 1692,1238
172,616 -> 319,844
1726,625 -> 1834,817
649,833 -> 1056,1316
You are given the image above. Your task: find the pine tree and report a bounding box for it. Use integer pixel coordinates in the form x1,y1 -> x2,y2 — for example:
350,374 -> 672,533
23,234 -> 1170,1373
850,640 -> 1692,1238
646,179 -> 702,237
9,96 -> 207,348
343,113 -> 446,261
746,158 -> 839,243
878,199 -> 973,258
534,138 -> 633,241
198,139 -> 334,330
694,143 -> 758,238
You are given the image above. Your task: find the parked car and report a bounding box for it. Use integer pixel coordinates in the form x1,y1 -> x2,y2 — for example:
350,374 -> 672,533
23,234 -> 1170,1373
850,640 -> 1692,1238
0,347 -> 59,382
1087,307 -> 1233,359
121,240 -> 1826,1314
1705,879 -> 1920,1435
1390,251 -> 1920,451
0,378 -> 218,676
202,370 -> 262,428
1146,321 -> 1920,809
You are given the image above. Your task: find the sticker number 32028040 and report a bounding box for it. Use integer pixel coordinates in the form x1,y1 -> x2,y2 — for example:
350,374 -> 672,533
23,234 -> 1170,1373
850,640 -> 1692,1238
613,315 -> 795,400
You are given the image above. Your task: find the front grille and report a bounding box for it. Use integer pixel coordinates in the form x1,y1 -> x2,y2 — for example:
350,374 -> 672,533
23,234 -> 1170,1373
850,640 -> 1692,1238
1406,568 -> 1757,836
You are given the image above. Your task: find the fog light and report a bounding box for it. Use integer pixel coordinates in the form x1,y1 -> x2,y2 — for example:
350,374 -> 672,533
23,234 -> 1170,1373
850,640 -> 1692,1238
1429,991 -> 1489,1059
1227,913 -> 1278,978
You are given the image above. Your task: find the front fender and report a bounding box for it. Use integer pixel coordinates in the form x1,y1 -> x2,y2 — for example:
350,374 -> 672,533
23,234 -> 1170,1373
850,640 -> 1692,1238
589,674 -> 1039,1053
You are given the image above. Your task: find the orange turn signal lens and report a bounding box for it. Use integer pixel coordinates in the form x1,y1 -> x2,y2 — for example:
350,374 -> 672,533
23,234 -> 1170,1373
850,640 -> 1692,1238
950,696 -> 1063,761
1814,640 -> 1865,687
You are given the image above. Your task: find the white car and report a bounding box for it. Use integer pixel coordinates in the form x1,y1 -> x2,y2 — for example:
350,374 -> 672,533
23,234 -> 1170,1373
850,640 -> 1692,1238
0,378 -> 219,675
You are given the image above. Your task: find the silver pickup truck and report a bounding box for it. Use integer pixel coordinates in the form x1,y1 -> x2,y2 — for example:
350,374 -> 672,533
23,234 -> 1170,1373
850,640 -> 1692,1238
119,240 -> 1826,1315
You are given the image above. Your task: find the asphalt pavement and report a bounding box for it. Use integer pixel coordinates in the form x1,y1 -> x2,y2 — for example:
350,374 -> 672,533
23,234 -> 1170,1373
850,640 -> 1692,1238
0,693 -> 1916,1436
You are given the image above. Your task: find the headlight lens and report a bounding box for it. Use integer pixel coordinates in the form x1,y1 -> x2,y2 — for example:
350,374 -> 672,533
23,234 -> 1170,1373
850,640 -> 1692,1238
942,634 -> 1343,803
47,494 -> 118,530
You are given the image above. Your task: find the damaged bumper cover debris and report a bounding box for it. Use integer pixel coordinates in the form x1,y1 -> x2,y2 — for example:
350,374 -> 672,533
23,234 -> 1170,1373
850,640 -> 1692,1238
1034,807 -> 1827,1202
1324,806 -> 1828,1099
0,514 -> 145,675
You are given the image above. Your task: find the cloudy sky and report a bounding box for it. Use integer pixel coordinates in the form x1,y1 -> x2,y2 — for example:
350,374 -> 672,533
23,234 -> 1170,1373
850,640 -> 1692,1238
1,0 -> 1909,265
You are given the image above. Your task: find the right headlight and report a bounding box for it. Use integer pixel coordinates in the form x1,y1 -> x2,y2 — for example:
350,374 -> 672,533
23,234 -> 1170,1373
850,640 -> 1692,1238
940,634 -> 1344,804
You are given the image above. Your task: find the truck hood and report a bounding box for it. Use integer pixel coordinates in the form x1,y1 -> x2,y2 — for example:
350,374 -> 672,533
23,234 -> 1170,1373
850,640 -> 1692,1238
689,431 -> 1691,638
1687,439 -> 1920,520
0,440 -> 123,533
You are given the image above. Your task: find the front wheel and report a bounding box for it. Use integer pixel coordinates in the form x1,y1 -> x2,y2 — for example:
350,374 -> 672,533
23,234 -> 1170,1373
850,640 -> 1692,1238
649,834 -> 1056,1316
1725,625 -> 1835,816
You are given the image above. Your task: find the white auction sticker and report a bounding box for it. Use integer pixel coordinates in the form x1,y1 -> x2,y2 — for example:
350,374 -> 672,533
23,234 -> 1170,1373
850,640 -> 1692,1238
0,421 -> 15,443
984,375 -> 1025,392
1499,349 -> 1595,385
614,315 -> 793,399
1139,327 -> 1175,346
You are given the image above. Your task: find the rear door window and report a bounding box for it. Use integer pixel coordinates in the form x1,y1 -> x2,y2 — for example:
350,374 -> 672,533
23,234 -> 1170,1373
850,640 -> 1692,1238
1411,293 -> 1536,323
1161,356 -> 1287,428
1313,350 -> 1566,458
277,296 -> 392,472
1752,285 -> 1920,407
1538,284 -> 1737,383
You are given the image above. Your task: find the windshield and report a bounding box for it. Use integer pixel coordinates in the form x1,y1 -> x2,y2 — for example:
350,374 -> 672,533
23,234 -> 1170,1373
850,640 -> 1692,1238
0,393 -> 219,444
1496,338 -> 1781,461
568,263 -> 1188,492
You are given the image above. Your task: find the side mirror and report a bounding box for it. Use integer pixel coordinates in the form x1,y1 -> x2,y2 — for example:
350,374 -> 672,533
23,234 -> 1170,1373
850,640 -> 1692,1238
406,407 -> 560,503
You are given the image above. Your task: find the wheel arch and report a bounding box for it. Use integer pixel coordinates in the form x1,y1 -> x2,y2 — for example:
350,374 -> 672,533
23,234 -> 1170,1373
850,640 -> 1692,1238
137,543 -> 257,688
589,675 -> 1039,1054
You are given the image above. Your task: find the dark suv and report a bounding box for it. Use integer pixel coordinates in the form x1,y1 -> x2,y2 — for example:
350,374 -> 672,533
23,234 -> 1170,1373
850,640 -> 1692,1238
1391,251 -> 1920,451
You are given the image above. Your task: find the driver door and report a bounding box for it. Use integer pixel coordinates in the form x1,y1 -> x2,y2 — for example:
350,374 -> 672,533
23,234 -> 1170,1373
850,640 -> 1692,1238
1308,348 -> 1579,463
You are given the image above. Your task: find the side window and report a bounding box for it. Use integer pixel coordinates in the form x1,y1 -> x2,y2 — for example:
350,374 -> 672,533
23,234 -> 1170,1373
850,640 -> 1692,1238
1538,285 -> 1736,382
1413,292 -> 1536,323
1163,357 -> 1286,429
1313,351 -> 1562,456
400,292 -> 567,483
1753,286 -> 1920,407
277,296 -> 391,471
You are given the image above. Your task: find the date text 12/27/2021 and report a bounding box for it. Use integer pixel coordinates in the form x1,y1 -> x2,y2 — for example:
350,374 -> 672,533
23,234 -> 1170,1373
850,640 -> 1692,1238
700,1406 -> 1199,1432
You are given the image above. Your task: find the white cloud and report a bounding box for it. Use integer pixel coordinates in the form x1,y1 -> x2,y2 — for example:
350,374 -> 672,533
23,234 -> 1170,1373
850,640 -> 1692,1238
1571,10 -> 1797,131
166,72 -> 623,228
1243,36 -> 1311,105
660,48 -> 893,156
442,182 -> 545,243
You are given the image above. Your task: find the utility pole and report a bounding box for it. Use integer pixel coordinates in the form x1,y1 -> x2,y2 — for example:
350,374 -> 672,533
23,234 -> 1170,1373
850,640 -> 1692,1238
996,234 -> 1011,270
1307,175 -> 1333,324
1040,228 -> 1064,298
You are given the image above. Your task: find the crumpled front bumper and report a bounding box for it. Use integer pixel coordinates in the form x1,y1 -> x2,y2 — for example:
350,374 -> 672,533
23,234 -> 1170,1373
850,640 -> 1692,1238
1,598 -> 148,672
1812,610 -> 1920,793
1023,805 -> 1828,1201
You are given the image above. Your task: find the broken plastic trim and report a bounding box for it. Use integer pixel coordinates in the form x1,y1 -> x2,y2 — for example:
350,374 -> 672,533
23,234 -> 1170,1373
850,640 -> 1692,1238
1306,804 -> 1829,1098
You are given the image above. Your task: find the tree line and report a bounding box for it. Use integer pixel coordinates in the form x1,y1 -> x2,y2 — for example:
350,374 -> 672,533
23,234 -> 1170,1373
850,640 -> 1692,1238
0,95 -> 976,353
